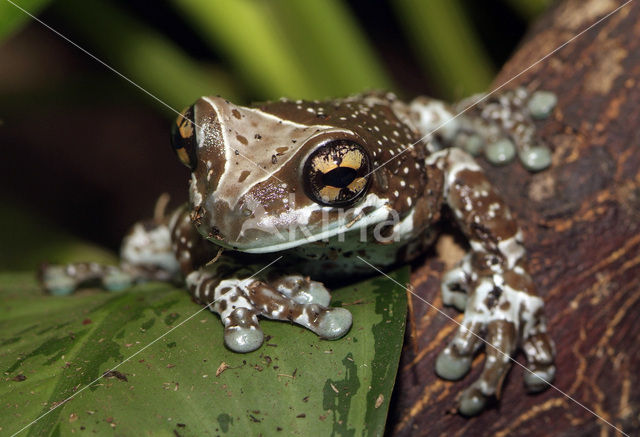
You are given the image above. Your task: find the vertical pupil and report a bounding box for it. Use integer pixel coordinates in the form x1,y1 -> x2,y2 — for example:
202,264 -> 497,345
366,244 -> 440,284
323,167 -> 356,188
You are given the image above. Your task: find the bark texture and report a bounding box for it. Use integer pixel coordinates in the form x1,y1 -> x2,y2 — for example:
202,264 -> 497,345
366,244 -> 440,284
390,1 -> 640,435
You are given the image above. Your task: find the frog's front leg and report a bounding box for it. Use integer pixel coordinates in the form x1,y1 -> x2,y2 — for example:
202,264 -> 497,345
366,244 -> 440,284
185,265 -> 352,352
430,148 -> 556,416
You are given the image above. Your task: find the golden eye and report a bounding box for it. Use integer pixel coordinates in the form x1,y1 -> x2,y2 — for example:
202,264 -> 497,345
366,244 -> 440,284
170,105 -> 197,170
302,139 -> 371,207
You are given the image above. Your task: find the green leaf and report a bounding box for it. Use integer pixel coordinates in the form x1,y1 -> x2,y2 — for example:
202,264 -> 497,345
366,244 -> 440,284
1,268 -> 407,436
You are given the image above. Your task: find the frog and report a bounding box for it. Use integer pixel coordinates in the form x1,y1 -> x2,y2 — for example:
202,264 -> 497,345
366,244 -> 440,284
40,87 -> 557,416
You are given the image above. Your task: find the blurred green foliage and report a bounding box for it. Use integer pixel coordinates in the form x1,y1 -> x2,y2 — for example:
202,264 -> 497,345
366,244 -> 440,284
0,0 -> 51,40
1,0 -> 548,112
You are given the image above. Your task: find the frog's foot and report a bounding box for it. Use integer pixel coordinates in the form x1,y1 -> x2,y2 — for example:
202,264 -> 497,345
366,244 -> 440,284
441,254 -> 473,312
190,274 -> 351,353
39,262 -> 135,295
459,88 -> 556,171
435,277 -> 555,416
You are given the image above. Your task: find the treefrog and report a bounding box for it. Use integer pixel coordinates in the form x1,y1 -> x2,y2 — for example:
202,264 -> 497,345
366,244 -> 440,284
41,88 -> 557,416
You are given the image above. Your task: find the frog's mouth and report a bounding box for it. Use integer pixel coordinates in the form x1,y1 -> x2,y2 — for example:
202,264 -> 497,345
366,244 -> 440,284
229,193 -> 392,254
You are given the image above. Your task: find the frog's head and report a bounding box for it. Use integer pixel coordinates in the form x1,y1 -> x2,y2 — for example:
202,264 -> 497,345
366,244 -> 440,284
170,94 -> 428,253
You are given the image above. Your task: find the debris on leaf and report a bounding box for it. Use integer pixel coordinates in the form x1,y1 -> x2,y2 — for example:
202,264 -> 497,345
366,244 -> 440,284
216,362 -> 229,377
375,394 -> 384,408
103,370 -> 128,382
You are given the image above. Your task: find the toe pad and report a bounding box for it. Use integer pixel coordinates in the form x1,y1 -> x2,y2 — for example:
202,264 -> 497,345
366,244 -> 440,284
435,348 -> 472,380
524,365 -> 556,392
459,388 -> 487,416
315,308 -> 352,340
224,326 -> 264,353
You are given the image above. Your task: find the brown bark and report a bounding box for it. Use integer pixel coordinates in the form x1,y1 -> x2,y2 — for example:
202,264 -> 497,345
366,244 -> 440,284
390,1 -> 640,435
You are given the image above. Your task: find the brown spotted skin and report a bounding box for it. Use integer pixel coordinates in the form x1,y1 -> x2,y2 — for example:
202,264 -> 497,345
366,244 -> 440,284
40,89 -> 556,415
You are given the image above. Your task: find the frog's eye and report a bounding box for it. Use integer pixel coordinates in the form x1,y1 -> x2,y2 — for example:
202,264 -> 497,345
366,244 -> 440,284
170,105 -> 197,170
302,139 -> 371,207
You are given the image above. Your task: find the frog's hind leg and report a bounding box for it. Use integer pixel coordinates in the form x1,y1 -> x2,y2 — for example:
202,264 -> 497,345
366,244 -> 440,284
39,262 -> 135,296
431,148 -> 556,415
40,215 -> 180,296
